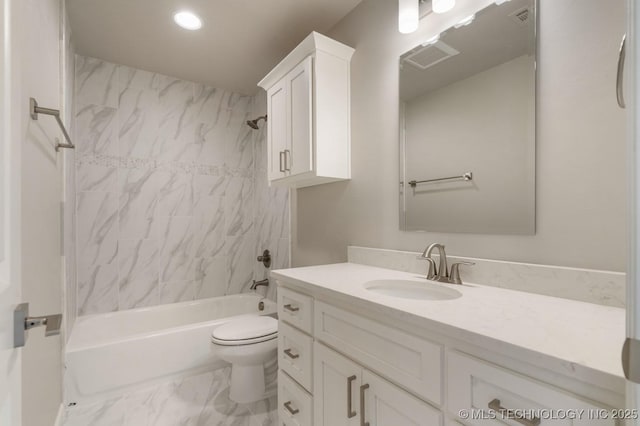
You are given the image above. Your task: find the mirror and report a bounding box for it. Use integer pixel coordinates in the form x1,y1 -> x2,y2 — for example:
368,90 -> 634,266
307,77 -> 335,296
399,0 -> 536,234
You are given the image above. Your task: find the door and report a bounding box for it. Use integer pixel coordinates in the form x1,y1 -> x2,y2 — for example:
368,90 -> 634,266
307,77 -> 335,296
0,0 -> 22,423
361,370 -> 441,426
267,79 -> 288,181
314,342 -> 362,426
287,56 -> 313,177
626,0 -> 640,422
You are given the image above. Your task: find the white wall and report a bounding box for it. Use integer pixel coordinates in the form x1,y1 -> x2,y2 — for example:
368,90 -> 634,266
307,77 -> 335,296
404,54 -> 535,234
292,0 -> 627,272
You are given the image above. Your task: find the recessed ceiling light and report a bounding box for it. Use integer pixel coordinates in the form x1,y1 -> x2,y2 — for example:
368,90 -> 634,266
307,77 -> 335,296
173,11 -> 202,30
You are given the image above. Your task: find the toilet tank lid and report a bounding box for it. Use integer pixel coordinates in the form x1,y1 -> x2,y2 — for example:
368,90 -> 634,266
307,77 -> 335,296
212,315 -> 278,341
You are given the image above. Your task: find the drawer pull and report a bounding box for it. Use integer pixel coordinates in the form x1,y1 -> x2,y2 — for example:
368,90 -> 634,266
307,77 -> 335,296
283,401 -> 299,415
360,384 -> 370,426
284,348 -> 300,359
283,304 -> 299,312
488,398 -> 541,426
347,375 -> 357,418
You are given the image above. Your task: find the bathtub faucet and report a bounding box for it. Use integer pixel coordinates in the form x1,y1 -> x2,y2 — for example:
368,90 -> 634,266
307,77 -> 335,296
250,278 -> 269,290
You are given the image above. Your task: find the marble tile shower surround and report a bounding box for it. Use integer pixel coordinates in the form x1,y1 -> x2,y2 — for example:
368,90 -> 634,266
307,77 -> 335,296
348,246 -> 626,308
62,366 -> 277,426
75,55 -> 290,315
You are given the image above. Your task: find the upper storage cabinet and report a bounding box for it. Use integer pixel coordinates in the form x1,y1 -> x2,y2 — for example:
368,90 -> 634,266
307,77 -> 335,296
258,32 -> 354,188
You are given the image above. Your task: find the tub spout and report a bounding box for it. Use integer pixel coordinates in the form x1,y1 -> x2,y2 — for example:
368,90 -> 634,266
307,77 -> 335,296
250,279 -> 269,290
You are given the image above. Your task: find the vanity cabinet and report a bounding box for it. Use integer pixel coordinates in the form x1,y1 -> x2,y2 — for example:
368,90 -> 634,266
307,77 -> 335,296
314,342 -> 441,426
275,280 -> 622,426
258,32 -> 354,188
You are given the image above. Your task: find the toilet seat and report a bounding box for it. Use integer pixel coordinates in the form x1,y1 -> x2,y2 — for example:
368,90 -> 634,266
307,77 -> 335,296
211,315 -> 278,346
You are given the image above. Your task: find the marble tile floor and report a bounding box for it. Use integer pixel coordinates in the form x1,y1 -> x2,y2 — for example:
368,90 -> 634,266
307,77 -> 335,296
62,367 -> 277,426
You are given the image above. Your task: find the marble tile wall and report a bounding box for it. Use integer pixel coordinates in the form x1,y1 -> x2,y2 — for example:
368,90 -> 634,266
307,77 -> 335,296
75,55 -> 290,315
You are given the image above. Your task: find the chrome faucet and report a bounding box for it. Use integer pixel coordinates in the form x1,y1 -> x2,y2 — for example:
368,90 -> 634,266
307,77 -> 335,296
250,278 -> 269,290
417,243 -> 475,284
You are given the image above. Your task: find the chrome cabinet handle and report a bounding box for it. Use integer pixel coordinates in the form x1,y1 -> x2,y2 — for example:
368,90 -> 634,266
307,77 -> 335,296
360,384 -> 370,426
284,149 -> 291,171
283,304 -> 299,312
279,151 -> 285,172
488,398 -> 541,426
284,348 -> 299,359
283,401 -> 299,415
617,34 -> 626,108
347,375 -> 357,418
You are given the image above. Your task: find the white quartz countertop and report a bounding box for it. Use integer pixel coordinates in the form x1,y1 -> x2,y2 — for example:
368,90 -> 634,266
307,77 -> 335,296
272,262 -> 626,385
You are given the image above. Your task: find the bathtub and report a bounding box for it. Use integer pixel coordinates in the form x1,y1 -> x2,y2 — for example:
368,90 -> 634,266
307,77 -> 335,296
64,293 -> 276,403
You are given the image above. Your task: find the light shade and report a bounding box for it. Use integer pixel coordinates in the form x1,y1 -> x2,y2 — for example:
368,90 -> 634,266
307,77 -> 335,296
173,11 -> 202,30
432,0 -> 455,14
398,0 -> 419,34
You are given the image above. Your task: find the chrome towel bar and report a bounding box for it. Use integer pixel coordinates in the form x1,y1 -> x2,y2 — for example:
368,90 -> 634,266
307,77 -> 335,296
29,97 -> 75,151
408,172 -> 472,188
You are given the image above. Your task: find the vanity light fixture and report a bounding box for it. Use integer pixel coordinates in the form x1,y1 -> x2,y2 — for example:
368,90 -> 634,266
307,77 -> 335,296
454,14 -> 475,28
398,0 -> 419,34
432,0 -> 455,14
173,11 -> 202,30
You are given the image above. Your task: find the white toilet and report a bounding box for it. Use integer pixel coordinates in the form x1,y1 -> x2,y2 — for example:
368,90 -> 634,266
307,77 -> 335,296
211,315 -> 278,404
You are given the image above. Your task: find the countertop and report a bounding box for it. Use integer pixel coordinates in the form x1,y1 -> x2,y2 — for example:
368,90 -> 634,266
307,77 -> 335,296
272,262 -> 626,388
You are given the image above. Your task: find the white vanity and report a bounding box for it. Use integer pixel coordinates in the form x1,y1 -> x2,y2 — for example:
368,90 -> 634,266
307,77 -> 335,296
272,259 -> 625,426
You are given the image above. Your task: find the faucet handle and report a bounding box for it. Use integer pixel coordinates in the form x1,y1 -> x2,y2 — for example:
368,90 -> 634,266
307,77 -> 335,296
416,255 -> 437,280
449,262 -> 475,285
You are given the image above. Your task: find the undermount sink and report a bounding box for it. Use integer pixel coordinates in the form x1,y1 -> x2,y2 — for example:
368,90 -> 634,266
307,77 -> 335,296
363,279 -> 461,301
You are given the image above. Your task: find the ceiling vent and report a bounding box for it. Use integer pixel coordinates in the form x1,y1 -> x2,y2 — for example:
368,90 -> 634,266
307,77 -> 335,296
403,41 -> 459,70
509,7 -> 530,25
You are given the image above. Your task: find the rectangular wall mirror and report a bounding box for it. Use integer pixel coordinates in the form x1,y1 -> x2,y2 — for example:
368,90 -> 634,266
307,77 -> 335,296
399,0 -> 536,234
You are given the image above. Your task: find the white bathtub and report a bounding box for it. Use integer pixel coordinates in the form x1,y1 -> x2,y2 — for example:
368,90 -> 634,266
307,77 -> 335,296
64,293 -> 276,403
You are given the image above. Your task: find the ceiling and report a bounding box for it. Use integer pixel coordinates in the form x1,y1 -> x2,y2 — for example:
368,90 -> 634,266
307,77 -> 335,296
66,0 -> 363,95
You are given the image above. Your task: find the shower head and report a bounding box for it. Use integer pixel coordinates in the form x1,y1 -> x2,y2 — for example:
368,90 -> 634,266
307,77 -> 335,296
246,115 -> 267,129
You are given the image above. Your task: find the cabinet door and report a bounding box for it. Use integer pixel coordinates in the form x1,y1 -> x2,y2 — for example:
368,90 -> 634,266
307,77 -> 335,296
362,370 -> 442,426
267,78 -> 288,181
314,342 -> 362,426
286,56 -> 313,177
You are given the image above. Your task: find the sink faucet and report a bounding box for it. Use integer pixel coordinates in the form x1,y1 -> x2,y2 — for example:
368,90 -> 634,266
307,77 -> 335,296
418,243 -> 475,284
250,278 -> 269,290
419,243 -> 449,282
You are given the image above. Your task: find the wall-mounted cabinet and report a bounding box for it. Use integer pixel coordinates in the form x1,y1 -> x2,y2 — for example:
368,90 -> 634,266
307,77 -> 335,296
258,32 -> 354,188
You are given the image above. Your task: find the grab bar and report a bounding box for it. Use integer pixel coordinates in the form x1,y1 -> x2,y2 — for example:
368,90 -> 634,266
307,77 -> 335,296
408,172 -> 472,188
29,98 -> 75,151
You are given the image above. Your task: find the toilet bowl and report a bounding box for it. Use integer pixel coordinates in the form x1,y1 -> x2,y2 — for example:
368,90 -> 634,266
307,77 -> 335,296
211,315 -> 278,403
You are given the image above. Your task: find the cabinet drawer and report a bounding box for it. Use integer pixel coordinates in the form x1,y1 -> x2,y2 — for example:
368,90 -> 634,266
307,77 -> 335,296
279,370 -> 313,426
278,287 -> 313,334
314,301 -> 442,405
279,322 -> 313,392
447,351 -> 616,425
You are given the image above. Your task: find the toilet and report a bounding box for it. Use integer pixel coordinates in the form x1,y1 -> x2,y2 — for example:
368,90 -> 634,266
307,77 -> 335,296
211,315 -> 278,403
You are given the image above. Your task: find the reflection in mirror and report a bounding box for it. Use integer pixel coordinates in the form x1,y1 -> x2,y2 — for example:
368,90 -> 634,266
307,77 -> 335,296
399,0 -> 536,234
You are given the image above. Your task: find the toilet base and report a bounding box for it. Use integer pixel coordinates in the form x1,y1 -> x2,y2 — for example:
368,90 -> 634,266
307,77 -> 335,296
229,364 -> 265,404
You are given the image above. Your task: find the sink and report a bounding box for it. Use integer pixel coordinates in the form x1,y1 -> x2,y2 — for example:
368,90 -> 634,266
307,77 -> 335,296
363,279 -> 461,301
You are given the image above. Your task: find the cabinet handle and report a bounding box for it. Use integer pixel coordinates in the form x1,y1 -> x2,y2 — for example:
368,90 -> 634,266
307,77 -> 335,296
617,34 -> 626,108
283,304 -> 299,312
279,151 -> 285,172
488,398 -> 541,426
284,149 -> 291,171
284,348 -> 299,359
283,401 -> 299,415
347,375 -> 357,418
360,384 -> 370,426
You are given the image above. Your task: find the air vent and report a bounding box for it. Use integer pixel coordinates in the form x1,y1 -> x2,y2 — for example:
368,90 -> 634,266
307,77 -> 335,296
509,7 -> 530,25
403,41 -> 459,70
